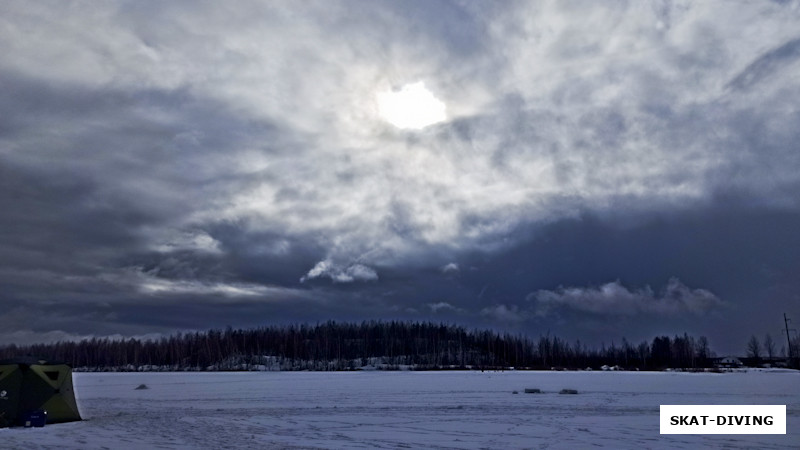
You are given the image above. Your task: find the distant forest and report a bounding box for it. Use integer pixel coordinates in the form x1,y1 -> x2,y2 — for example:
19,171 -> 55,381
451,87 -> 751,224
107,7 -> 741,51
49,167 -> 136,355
0,321 -> 734,371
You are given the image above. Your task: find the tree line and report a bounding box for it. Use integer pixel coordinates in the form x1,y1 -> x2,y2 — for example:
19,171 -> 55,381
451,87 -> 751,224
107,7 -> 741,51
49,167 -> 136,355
0,321 -> 721,371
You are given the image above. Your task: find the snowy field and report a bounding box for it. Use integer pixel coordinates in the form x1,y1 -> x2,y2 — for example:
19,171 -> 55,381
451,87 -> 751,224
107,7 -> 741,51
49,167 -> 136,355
2,370 -> 798,449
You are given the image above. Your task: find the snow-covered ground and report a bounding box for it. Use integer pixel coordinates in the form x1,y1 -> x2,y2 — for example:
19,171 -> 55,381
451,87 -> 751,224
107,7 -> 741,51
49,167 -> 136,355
2,370 -> 798,449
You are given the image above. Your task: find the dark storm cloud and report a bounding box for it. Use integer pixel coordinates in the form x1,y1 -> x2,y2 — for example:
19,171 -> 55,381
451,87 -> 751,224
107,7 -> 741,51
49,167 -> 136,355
397,208 -> 800,352
726,37 -> 800,92
1,1 -> 798,353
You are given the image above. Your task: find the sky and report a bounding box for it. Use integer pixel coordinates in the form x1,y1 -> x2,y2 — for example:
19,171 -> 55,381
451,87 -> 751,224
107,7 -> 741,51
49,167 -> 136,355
1,0 -> 799,355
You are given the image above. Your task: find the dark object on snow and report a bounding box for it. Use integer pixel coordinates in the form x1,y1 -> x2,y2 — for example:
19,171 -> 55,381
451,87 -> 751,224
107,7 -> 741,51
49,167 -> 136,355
134,384 -> 149,390
22,410 -> 47,428
512,391 -> 519,394
0,357 -> 82,427
559,389 -> 578,394
524,388 -> 541,394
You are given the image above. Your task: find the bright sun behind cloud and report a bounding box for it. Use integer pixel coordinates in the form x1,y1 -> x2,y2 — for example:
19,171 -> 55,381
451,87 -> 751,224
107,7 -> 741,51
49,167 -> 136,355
376,82 -> 446,130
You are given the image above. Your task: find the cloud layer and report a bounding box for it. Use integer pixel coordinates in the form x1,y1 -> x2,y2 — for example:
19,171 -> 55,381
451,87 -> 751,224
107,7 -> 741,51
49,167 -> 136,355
301,260 -> 379,284
1,1 -> 798,352
530,278 -> 724,317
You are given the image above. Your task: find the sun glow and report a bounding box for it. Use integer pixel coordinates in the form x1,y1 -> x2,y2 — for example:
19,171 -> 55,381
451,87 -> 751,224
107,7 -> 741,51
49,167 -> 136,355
376,82 -> 446,130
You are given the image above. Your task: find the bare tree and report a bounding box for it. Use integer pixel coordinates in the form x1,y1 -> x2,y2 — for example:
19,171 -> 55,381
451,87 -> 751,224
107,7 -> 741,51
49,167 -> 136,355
746,335 -> 761,359
763,333 -> 776,360
696,336 -> 710,364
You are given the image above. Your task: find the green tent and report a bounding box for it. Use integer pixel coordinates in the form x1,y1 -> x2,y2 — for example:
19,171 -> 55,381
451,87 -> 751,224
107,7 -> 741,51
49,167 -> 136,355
0,357 -> 81,427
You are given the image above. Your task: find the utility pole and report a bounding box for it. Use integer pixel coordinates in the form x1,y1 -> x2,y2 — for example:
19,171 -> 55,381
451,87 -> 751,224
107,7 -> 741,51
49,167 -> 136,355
784,313 -> 795,362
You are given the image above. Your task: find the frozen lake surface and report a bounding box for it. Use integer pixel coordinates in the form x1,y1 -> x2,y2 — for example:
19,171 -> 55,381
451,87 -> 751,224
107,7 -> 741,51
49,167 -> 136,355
2,370 -> 798,449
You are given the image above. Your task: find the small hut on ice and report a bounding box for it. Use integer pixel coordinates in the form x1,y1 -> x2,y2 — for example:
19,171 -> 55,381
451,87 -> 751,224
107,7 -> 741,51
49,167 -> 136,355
0,357 -> 81,427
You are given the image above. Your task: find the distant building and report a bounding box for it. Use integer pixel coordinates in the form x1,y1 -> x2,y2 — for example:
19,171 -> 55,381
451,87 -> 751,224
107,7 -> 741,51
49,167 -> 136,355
754,357 -> 790,368
770,358 -> 790,368
714,356 -> 743,368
